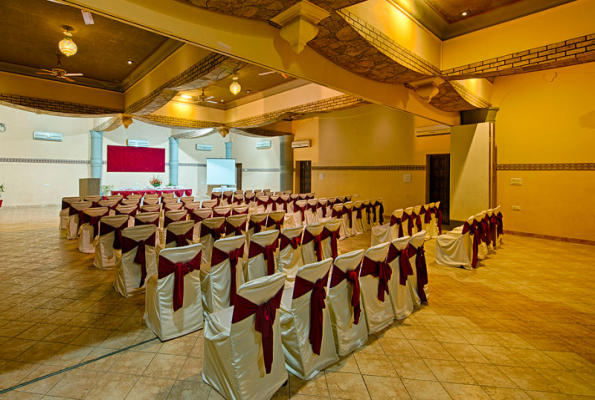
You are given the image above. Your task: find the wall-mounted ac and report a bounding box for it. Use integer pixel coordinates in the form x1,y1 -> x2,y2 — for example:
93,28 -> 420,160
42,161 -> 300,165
196,144 -> 213,151
415,124 -> 451,137
256,140 -> 271,149
33,131 -> 62,142
127,139 -> 149,147
291,140 -> 311,149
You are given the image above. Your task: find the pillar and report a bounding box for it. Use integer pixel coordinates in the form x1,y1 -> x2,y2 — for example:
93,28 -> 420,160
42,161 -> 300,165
169,136 -> 179,186
89,130 -> 103,181
279,135 -> 294,191
225,141 -> 233,159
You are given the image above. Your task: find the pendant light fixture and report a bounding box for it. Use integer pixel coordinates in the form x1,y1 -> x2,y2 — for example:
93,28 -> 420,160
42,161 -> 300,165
59,26 -> 77,57
229,76 -> 241,95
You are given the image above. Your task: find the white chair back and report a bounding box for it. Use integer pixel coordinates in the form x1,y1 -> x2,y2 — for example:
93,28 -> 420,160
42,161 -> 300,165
114,224 -> 158,298
359,242 -> 394,334
246,230 -> 279,282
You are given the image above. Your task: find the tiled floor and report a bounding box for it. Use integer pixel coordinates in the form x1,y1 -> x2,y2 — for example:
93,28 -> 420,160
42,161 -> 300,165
0,207 -> 594,400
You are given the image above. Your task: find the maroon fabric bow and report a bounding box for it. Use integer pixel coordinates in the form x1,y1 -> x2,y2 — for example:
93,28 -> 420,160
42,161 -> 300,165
222,193 -> 233,203
158,251 -> 201,311
387,244 -> 414,285
495,212 -> 504,236
353,206 -> 363,220
190,211 -> 209,223
200,222 -> 226,241
164,212 -> 187,228
390,215 -> 404,238
116,208 -> 137,217
378,202 -> 385,224
121,233 -> 156,287
80,210 -> 109,234
136,217 -> 160,227
280,234 -> 301,251
275,197 -> 288,211
481,217 -> 491,245
360,256 -> 392,302
225,220 -> 246,236
342,208 -> 353,229
249,218 -> 267,234
331,208 -> 342,219
321,227 -> 340,259
430,206 -> 442,234
294,204 -> 307,222
249,241 -> 278,276
329,265 -> 361,324
412,244 -> 428,303
462,221 -> 480,268
266,217 -> 283,231
412,212 -> 422,233
165,228 -> 194,247
213,209 -> 231,218
303,230 -> 323,262
421,206 -> 431,224
293,273 -> 329,355
210,193 -> 221,206
98,220 -> 128,250
231,287 -> 283,374
211,244 -> 245,305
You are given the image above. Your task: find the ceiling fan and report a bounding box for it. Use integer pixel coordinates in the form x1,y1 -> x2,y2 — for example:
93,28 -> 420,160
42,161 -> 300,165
36,55 -> 83,83
259,70 -> 289,79
189,88 -> 218,104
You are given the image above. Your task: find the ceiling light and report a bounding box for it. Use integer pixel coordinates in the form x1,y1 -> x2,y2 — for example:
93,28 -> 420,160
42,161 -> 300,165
127,60 -> 134,65
220,99 -> 225,103
246,90 -> 251,93
229,76 -> 241,95
181,94 -> 192,99
58,27 -> 77,57
460,10 -> 470,17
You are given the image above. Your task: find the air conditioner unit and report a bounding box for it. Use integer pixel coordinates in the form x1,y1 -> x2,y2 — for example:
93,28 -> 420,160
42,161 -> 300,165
127,139 -> 149,147
196,144 -> 213,151
256,140 -> 271,149
291,140 -> 311,149
33,131 -> 62,142
415,124 -> 451,137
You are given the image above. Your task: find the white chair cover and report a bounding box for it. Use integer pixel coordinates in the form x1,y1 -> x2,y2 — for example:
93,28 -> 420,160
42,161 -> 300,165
141,204 -> 161,213
78,207 -> 109,253
135,211 -> 161,243
317,198 -> 328,220
180,196 -> 194,203
244,193 -> 256,208
435,217 -> 473,269
201,235 -> 246,315
277,226 -> 304,281
280,259 -> 338,380
164,202 -> 184,212
404,207 -> 417,236
256,196 -> 272,213
213,206 -> 232,218
359,242 -> 394,334
386,236 -> 414,320
160,220 -> 195,253
199,217 -> 226,267
301,222 -> 324,265
184,201 -> 201,212
190,208 -> 213,241
245,230 -> 279,282
163,209 -> 187,228
294,200 -> 308,226
247,213 -> 268,239
202,199 -> 218,209
85,195 -> 102,203
98,200 -> 118,216
162,197 -> 179,205
160,192 -> 174,199
361,200 -> 371,231
266,210 -> 286,232
203,273 -> 288,400
475,212 -> 488,260
283,212 -> 297,229
115,205 -> 137,227
225,214 -> 248,237
409,231 -> 429,307
66,201 -> 92,239
231,204 -> 249,215
352,201 -> 365,235
305,199 -> 318,225
342,202 -> 355,238
113,224 -> 157,298
144,244 -> 204,341
371,223 -> 392,246
327,250 -> 368,356
59,197 -> 80,230
222,191 -> 234,206
93,215 -> 129,270
321,218 -> 342,261
331,204 -> 346,239
106,195 -> 123,203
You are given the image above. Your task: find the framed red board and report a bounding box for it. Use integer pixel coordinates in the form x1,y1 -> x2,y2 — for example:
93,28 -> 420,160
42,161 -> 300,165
107,145 -> 165,173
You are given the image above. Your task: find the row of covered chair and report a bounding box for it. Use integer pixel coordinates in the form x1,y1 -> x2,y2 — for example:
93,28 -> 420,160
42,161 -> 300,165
435,206 -> 504,269
370,201 -> 442,245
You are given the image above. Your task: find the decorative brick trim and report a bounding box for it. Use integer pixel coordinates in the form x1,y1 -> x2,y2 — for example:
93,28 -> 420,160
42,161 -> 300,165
505,230 -> 595,246
136,115 -> 219,129
0,157 -> 90,165
444,33 -> 595,79
312,165 -> 425,171
238,127 -> 292,137
497,163 -> 595,171
338,8 -> 440,77
449,81 -> 491,109
0,94 -> 122,116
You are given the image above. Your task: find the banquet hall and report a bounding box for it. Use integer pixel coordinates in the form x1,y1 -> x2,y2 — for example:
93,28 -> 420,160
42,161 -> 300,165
0,0 -> 594,399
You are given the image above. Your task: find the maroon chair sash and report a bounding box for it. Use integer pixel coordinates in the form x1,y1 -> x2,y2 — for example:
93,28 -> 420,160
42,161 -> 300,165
275,197 -> 287,211
211,245 -> 245,306
421,206 -> 431,224
165,228 -> 194,247
430,206 -> 442,234
461,221 -> 480,268
386,243 -> 414,285
294,204 -> 307,222
61,200 -> 73,210
164,212 -> 187,227
80,210 -> 109,234
248,218 -> 267,234
121,233 -> 156,287
342,208 -> 353,229
293,273 -> 329,355
353,205 -> 363,220
496,212 -> 504,235
481,217 -> 491,245
231,288 -> 283,374
412,244 -> 428,303
390,215 -> 404,238
303,230 -> 323,262
69,207 -> 82,217
266,216 -> 283,231
210,193 -> 221,206
213,209 -> 231,218
98,220 -> 128,250
360,256 -> 392,302
225,220 -> 246,236
329,265 -> 361,324
200,222 -> 226,241
136,217 -> 159,227
222,193 -> 233,204
249,241 -> 278,276
412,212 -> 422,233
158,251 -> 201,311
190,212 -> 208,223
369,203 -> 378,223
378,202 -> 385,224
280,234 -> 301,251
116,208 -> 137,217
321,227 -> 340,259
403,212 -> 415,236
331,208 -> 342,219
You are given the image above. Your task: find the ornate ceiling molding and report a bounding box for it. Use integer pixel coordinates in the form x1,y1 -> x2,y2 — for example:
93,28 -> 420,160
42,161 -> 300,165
0,94 -> 122,117
270,1 -> 331,54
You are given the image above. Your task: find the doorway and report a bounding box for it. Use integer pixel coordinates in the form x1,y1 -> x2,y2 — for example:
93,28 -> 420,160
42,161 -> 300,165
297,160 -> 311,193
427,154 -> 450,225
235,163 -> 242,190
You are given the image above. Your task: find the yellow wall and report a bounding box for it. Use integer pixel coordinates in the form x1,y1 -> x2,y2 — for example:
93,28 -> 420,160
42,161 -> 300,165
442,0 -> 595,69
293,104 -> 450,214
492,62 -> 595,240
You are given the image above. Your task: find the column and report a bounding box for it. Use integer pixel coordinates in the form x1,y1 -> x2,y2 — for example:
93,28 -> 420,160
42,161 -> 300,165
279,135 -> 294,191
169,136 -> 179,186
89,130 -> 103,180
225,141 -> 232,159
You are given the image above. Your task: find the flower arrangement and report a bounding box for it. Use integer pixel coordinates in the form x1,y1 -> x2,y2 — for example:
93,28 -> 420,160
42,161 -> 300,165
149,175 -> 163,188
100,184 -> 113,196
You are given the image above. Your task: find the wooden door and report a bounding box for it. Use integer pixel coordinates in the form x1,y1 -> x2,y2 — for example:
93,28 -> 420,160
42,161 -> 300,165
298,161 -> 311,193
428,154 -> 450,224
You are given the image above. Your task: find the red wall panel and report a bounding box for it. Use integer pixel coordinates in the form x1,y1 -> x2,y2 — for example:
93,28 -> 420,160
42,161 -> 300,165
107,145 -> 165,173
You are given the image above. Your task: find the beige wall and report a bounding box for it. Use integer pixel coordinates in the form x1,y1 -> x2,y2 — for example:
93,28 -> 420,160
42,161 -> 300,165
450,123 -> 491,222
492,62 -> 595,240
293,104 -> 450,214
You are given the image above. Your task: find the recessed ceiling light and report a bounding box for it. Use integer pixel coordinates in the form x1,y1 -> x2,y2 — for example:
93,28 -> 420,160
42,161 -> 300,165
220,99 -> 225,102
246,90 -> 251,93
127,60 -> 134,65
181,94 -> 192,99
460,10 -> 470,17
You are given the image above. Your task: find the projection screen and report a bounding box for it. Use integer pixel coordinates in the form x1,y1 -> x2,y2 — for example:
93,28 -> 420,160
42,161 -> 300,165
206,158 -> 236,186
